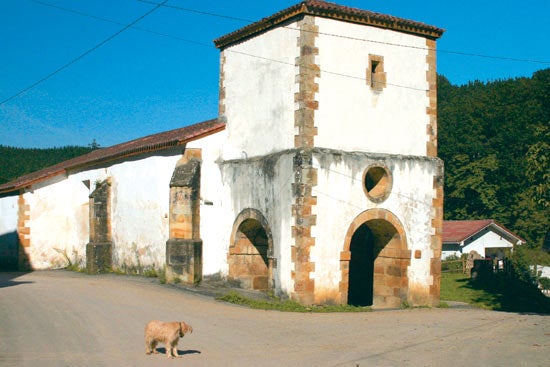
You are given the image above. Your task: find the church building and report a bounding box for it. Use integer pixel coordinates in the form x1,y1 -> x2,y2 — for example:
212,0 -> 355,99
0,1 -> 444,308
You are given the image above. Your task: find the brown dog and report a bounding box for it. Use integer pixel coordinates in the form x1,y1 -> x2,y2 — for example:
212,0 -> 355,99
144,320 -> 193,358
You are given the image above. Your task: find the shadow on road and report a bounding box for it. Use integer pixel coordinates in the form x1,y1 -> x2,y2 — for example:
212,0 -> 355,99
0,272 -> 34,289
461,273 -> 550,314
154,348 -> 201,357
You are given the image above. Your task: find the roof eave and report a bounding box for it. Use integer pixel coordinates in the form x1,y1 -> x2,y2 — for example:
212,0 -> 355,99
0,120 -> 225,195
443,220 -> 526,246
486,222 -> 526,244
214,1 -> 444,50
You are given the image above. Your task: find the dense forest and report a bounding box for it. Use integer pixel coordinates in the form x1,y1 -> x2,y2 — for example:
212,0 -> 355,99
1,69 -> 548,248
438,68 -> 549,249
0,145 -> 94,184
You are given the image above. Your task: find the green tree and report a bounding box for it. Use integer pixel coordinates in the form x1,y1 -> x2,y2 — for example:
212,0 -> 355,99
438,68 -> 550,249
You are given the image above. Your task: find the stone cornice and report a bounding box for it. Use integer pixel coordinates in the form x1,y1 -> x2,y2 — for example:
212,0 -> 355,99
214,1 -> 444,49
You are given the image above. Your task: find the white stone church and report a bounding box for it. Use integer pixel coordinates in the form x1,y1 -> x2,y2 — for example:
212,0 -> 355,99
0,1 -> 444,308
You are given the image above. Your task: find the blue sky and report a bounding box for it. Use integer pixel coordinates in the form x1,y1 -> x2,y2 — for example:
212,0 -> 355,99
1,0 -> 549,148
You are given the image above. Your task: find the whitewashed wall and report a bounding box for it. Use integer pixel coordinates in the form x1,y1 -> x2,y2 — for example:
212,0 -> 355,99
0,194 -> 19,269
24,172 -> 92,269
0,194 -> 18,237
441,245 -> 462,260
107,152 -> 180,271
219,152 -> 295,293
315,18 -> 430,156
311,152 -> 439,298
221,24 -> 299,160
107,133 -> 228,272
15,131 -> 228,271
187,132 -> 229,276
462,230 -> 516,257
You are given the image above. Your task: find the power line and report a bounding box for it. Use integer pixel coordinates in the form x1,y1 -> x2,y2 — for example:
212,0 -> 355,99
30,0 -> 214,48
4,0 -> 548,106
140,0 -> 550,65
24,0 -> 429,93
137,0 -> 252,23
0,0 -> 169,106
226,48 -> 429,92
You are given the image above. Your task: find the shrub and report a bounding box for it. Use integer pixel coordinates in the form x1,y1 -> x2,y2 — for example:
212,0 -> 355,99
539,277 -> 550,290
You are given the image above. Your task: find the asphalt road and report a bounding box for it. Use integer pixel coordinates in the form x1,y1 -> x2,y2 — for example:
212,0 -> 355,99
0,270 -> 548,367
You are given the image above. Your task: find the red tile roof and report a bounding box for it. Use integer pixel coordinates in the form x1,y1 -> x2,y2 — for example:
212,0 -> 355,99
0,119 -> 224,194
443,220 -> 525,245
214,0 -> 444,49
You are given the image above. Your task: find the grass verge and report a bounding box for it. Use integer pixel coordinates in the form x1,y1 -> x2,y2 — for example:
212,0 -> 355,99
217,291 -> 372,313
441,272 -> 550,313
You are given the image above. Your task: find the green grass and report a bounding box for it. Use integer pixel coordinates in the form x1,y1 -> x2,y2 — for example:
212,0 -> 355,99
65,263 -> 86,273
441,273 -> 491,307
441,272 -> 550,313
217,291 -> 372,313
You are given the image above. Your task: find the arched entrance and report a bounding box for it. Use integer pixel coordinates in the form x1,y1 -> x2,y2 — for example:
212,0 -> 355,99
340,209 -> 410,308
228,209 -> 273,290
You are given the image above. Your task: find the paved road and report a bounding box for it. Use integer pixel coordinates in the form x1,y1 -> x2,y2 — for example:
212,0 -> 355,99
0,271 -> 548,367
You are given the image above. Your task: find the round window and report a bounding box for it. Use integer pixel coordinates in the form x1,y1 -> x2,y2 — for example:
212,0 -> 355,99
363,165 -> 392,202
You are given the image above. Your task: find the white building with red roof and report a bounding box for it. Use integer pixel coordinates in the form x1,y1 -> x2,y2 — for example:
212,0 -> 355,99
442,220 -> 525,260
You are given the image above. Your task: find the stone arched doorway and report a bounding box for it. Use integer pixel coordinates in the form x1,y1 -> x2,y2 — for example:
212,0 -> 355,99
228,209 -> 273,290
340,209 -> 410,308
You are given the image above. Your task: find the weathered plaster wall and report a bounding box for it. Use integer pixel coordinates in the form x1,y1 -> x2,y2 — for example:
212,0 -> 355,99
220,151 -> 295,294
0,194 -> 19,269
218,14 -> 440,305
24,172 -> 91,269
311,149 -> 441,302
0,194 -> 18,237
187,132 -> 227,276
314,18 -> 430,156
16,132 -> 226,272
220,24 -> 299,160
107,134 -> 225,272
108,153 -> 179,271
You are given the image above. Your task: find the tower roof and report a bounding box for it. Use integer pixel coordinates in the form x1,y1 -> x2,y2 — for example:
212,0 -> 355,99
214,0 -> 444,49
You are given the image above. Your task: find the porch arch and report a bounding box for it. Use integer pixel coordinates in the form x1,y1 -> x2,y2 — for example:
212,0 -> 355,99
340,209 -> 410,308
228,208 -> 274,290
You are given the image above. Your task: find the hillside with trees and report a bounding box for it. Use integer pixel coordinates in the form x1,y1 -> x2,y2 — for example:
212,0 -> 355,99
1,69 -> 548,249
438,68 -> 549,249
0,145 -> 94,185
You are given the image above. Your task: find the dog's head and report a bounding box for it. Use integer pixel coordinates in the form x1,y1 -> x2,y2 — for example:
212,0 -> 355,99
179,322 -> 193,337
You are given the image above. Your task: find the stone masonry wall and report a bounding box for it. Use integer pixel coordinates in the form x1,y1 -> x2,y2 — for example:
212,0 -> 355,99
166,148 -> 203,284
17,193 -> 31,270
426,38 -> 438,158
86,179 -> 112,274
291,15 -> 319,304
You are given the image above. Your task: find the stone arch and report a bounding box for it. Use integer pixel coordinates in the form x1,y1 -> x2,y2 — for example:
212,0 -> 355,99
228,208 -> 274,290
340,209 -> 410,308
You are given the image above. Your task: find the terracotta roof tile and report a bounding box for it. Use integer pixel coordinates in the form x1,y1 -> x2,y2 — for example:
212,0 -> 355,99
0,119 -> 224,194
443,220 -> 525,244
214,0 -> 444,49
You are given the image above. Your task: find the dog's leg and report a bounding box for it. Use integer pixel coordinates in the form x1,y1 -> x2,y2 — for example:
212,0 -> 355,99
168,339 -> 179,358
145,338 -> 153,354
172,345 -> 180,358
165,341 -> 173,358
151,340 -> 159,354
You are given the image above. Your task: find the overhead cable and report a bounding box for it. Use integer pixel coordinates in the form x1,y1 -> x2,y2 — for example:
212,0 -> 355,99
138,0 -> 550,65
0,0 -> 169,106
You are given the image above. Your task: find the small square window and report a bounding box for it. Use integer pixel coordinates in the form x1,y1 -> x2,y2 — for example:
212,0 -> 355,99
366,55 -> 386,91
